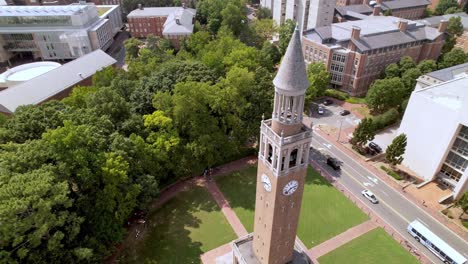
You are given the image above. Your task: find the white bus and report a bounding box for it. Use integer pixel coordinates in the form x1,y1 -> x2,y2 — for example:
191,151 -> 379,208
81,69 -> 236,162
407,220 -> 467,264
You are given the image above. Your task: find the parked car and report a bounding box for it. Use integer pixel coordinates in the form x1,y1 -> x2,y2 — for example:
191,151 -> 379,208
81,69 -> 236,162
326,157 -> 340,170
339,110 -> 350,116
361,189 -> 378,204
317,106 -> 325,115
323,99 -> 333,105
369,142 -> 382,153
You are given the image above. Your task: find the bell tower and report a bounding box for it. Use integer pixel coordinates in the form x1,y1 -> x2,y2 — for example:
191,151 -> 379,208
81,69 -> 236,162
250,26 -> 312,264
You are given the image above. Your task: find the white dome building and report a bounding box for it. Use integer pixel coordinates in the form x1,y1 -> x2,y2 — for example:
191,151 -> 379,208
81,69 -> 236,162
0,61 -> 61,89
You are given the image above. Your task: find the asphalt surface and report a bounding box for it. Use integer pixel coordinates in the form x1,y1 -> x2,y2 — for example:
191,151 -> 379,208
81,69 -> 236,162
310,131 -> 468,264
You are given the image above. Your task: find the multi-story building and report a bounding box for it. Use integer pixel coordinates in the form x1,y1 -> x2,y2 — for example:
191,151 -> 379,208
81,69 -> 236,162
418,13 -> 468,52
0,5 -> 121,66
336,0 -> 430,21
260,0 -> 335,32
302,16 -> 446,96
415,62 -> 468,90
336,0 -> 364,7
127,5 -> 196,49
399,69 -> 468,200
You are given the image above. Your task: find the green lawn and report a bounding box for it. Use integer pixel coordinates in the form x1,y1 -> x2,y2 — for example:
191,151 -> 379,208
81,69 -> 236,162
318,228 -> 419,264
216,166 -> 368,248
125,186 -> 237,264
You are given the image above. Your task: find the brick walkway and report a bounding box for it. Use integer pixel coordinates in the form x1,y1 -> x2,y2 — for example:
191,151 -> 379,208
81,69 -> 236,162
204,178 -> 248,237
308,220 -> 377,258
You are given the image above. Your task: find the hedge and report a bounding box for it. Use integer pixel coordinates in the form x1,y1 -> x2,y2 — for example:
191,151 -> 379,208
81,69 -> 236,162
381,165 -> 402,180
324,89 -> 349,101
372,108 -> 399,131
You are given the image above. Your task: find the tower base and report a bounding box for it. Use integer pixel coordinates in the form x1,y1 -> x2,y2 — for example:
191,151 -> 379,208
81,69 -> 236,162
231,234 -> 312,264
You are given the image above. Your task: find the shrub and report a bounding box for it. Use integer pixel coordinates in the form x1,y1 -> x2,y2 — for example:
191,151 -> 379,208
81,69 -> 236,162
324,89 -> 349,101
381,165 -> 402,180
372,108 -> 399,131
463,221 -> 468,228
346,97 -> 367,104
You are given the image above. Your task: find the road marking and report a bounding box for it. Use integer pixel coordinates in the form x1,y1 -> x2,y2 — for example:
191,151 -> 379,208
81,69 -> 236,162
363,182 -> 374,187
322,143 -> 332,149
417,218 -> 429,227
367,176 -> 379,184
312,132 -> 468,248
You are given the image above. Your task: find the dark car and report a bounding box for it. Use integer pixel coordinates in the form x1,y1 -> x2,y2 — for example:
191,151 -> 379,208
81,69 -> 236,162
323,99 -> 333,105
369,142 -> 382,153
326,157 -> 340,170
339,110 -> 350,116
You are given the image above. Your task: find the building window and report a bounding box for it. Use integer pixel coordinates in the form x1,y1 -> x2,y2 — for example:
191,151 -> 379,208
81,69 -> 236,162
452,138 -> 468,157
445,152 -> 468,171
440,164 -> 462,182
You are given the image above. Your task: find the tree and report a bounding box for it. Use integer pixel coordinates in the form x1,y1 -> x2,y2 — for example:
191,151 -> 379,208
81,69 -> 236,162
448,16 -> 464,37
351,118 -> 375,148
221,2 -> 247,36
444,6 -> 463,14
92,66 -> 120,87
399,56 -> 416,73
257,7 -> 272,19
251,19 -> 277,47
435,0 -> 458,15
439,48 -> 468,69
366,78 -> 406,113
401,68 -> 422,97
385,133 -> 407,166
305,62 -> 330,106
384,63 -> 400,78
457,191 -> 468,213
124,38 -> 143,61
383,9 -> 392,16
278,19 -> 295,54
417,59 -> 437,74
259,41 -> 281,70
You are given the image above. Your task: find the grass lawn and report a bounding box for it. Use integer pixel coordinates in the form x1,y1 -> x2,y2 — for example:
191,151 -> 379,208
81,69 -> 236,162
318,228 -> 419,264
216,166 -> 368,248
124,186 -> 237,264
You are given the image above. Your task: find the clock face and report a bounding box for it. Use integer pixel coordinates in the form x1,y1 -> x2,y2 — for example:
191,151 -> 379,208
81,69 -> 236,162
283,180 -> 299,196
261,174 -> 272,192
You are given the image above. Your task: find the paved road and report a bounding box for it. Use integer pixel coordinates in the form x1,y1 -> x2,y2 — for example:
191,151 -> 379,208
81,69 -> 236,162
310,131 -> 468,264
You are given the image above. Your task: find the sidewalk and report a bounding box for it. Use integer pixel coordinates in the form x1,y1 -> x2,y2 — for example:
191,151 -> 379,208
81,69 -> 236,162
314,127 -> 468,241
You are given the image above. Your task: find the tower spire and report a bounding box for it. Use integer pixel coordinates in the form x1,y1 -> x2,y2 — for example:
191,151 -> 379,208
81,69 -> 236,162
273,27 -> 309,94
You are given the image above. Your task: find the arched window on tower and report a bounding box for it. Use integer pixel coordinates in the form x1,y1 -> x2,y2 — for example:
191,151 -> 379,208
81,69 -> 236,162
268,144 -> 273,163
289,148 -> 298,168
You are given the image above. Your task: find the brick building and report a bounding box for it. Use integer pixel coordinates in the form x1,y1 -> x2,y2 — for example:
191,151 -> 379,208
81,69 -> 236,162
127,5 -> 195,49
418,13 -> 468,52
302,16 -> 446,96
336,0 -> 430,20
336,0 -> 364,7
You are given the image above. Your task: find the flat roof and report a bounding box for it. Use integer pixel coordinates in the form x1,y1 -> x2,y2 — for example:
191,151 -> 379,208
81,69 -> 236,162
425,62 -> 468,82
416,75 -> 468,111
417,12 -> 468,29
127,7 -> 180,17
4,62 -> 61,83
0,49 -> 116,114
381,0 -> 430,10
0,5 -> 90,16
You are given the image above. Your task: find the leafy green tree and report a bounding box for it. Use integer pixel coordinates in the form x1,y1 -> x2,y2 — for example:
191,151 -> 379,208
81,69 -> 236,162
92,66 -> 120,87
417,59 -> 437,74
278,19 -> 295,54
383,9 -> 392,16
385,133 -> 407,166
351,118 -> 375,148
184,30 -> 212,55
401,68 -> 422,96
124,38 -> 143,61
444,6 -> 463,14
439,48 -> 468,69
457,191 -> 468,213
259,41 -> 281,70
399,56 -> 416,73
305,62 -> 330,106
384,63 -> 400,78
435,0 -> 458,15
366,78 -> 406,113
257,7 -> 272,19
448,16 -> 464,36
221,2 -> 247,36
251,19 -> 277,47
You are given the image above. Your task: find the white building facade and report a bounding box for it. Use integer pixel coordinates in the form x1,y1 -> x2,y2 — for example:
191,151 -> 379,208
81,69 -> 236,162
0,5 -> 121,65
399,74 -> 468,200
261,0 -> 334,32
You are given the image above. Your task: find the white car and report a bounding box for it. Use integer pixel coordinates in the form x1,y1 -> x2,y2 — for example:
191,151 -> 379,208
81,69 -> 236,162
361,189 -> 378,204
317,106 -> 324,115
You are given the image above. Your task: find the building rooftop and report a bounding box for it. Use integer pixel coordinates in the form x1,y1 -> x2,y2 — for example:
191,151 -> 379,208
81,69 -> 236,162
379,0 -> 431,10
417,75 -> 468,111
127,6 -> 181,17
335,4 -> 373,17
0,5 -> 89,16
426,63 -> 468,82
0,49 -> 116,114
162,7 -> 196,34
304,16 -> 442,52
0,61 -> 61,87
417,12 -> 468,29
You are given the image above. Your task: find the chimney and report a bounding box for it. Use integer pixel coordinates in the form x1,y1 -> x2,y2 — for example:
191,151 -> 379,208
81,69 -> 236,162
372,4 -> 381,16
376,0 -> 383,4
438,20 -> 448,33
351,26 -> 361,40
398,20 -> 408,32
182,2 -> 186,8
138,3 -> 143,10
